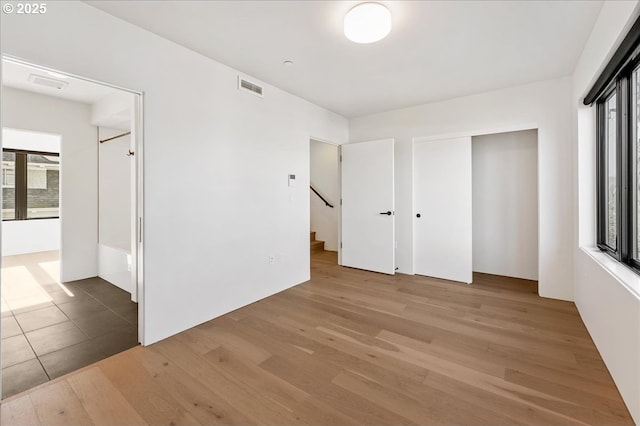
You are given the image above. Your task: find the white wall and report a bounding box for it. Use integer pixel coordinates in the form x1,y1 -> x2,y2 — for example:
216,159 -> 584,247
573,1 -> 640,423
91,91 -> 133,131
2,219 -> 59,256
472,130 -> 538,280
98,244 -> 131,294
1,87 -> 98,282
1,2 -> 348,344
98,127 -> 131,252
310,139 -> 339,251
2,127 -> 60,152
350,77 -> 573,301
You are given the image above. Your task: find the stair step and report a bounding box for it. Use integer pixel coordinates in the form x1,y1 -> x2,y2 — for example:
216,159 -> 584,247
310,231 -> 316,242
310,239 -> 325,254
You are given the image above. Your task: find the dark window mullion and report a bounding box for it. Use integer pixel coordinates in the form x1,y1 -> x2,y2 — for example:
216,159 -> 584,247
599,102 -> 606,245
597,100 -> 610,252
14,152 -> 27,220
619,78 -> 631,262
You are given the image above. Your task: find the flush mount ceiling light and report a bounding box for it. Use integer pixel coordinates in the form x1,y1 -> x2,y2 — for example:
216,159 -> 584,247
344,2 -> 392,44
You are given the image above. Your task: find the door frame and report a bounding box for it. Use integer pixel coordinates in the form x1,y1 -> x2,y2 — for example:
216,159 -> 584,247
1,55 -> 146,345
133,91 -> 145,345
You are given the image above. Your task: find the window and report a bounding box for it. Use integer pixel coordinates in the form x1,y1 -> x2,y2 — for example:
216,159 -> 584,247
2,149 -> 59,220
585,14 -> 640,272
601,91 -> 618,251
596,59 -> 640,271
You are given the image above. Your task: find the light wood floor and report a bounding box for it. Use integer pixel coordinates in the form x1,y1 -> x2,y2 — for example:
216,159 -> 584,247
1,251 -> 634,425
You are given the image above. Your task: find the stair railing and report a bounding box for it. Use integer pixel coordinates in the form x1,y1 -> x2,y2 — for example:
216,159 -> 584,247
310,185 -> 334,208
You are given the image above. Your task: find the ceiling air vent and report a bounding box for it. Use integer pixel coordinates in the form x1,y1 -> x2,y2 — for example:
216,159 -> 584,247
28,74 -> 68,90
238,76 -> 263,98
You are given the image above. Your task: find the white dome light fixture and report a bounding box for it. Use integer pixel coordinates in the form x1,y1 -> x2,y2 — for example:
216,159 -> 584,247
344,2 -> 392,44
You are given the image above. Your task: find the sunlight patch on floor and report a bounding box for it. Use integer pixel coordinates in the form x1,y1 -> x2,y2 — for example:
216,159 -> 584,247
1,251 -> 63,311
38,260 -> 60,283
1,265 -> 53,311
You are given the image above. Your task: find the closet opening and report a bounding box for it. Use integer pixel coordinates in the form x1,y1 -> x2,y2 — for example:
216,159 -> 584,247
471,129 -> 539,284
0,57 -> 144,398
412,129 -> 539,289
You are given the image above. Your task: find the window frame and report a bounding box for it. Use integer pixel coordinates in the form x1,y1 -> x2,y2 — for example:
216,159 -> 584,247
596,56 -> 640,272
597,86 -> 620,258
2,148 -> 60,221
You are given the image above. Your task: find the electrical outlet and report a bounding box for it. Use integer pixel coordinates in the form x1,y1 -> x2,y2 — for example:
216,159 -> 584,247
269,255 -> 277,265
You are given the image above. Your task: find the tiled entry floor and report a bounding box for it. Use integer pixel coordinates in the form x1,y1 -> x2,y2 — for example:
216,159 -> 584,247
1,251 -> 138,398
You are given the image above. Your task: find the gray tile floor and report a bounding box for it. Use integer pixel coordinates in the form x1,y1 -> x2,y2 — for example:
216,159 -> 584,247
1,253 -> 138,399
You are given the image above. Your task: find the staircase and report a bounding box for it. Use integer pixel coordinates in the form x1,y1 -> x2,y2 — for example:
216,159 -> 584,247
310,231 -> 325,254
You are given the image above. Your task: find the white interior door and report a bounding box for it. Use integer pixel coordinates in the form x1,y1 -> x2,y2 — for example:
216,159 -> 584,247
414,137 -> 472,283
341,139 -> 395,274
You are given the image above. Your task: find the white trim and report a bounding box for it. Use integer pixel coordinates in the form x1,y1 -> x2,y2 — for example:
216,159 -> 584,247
338,144 -> 342,266
410,137 -> 418,277
134,92 -> 145,346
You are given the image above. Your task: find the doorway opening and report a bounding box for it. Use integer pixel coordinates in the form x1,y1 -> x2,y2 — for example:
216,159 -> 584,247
309,139 -> 340,265
471,129 -> 539,282
1,58 -> 144,398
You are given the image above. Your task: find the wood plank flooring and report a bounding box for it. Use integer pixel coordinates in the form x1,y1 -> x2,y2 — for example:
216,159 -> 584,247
1,251 -> 634,425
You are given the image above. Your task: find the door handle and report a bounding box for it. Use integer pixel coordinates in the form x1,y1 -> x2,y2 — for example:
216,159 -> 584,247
379,211 -> 392,216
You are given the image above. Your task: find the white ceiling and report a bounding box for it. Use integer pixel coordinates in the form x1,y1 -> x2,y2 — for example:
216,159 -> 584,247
2,59 -> 118,105
89,0 -> 603,118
